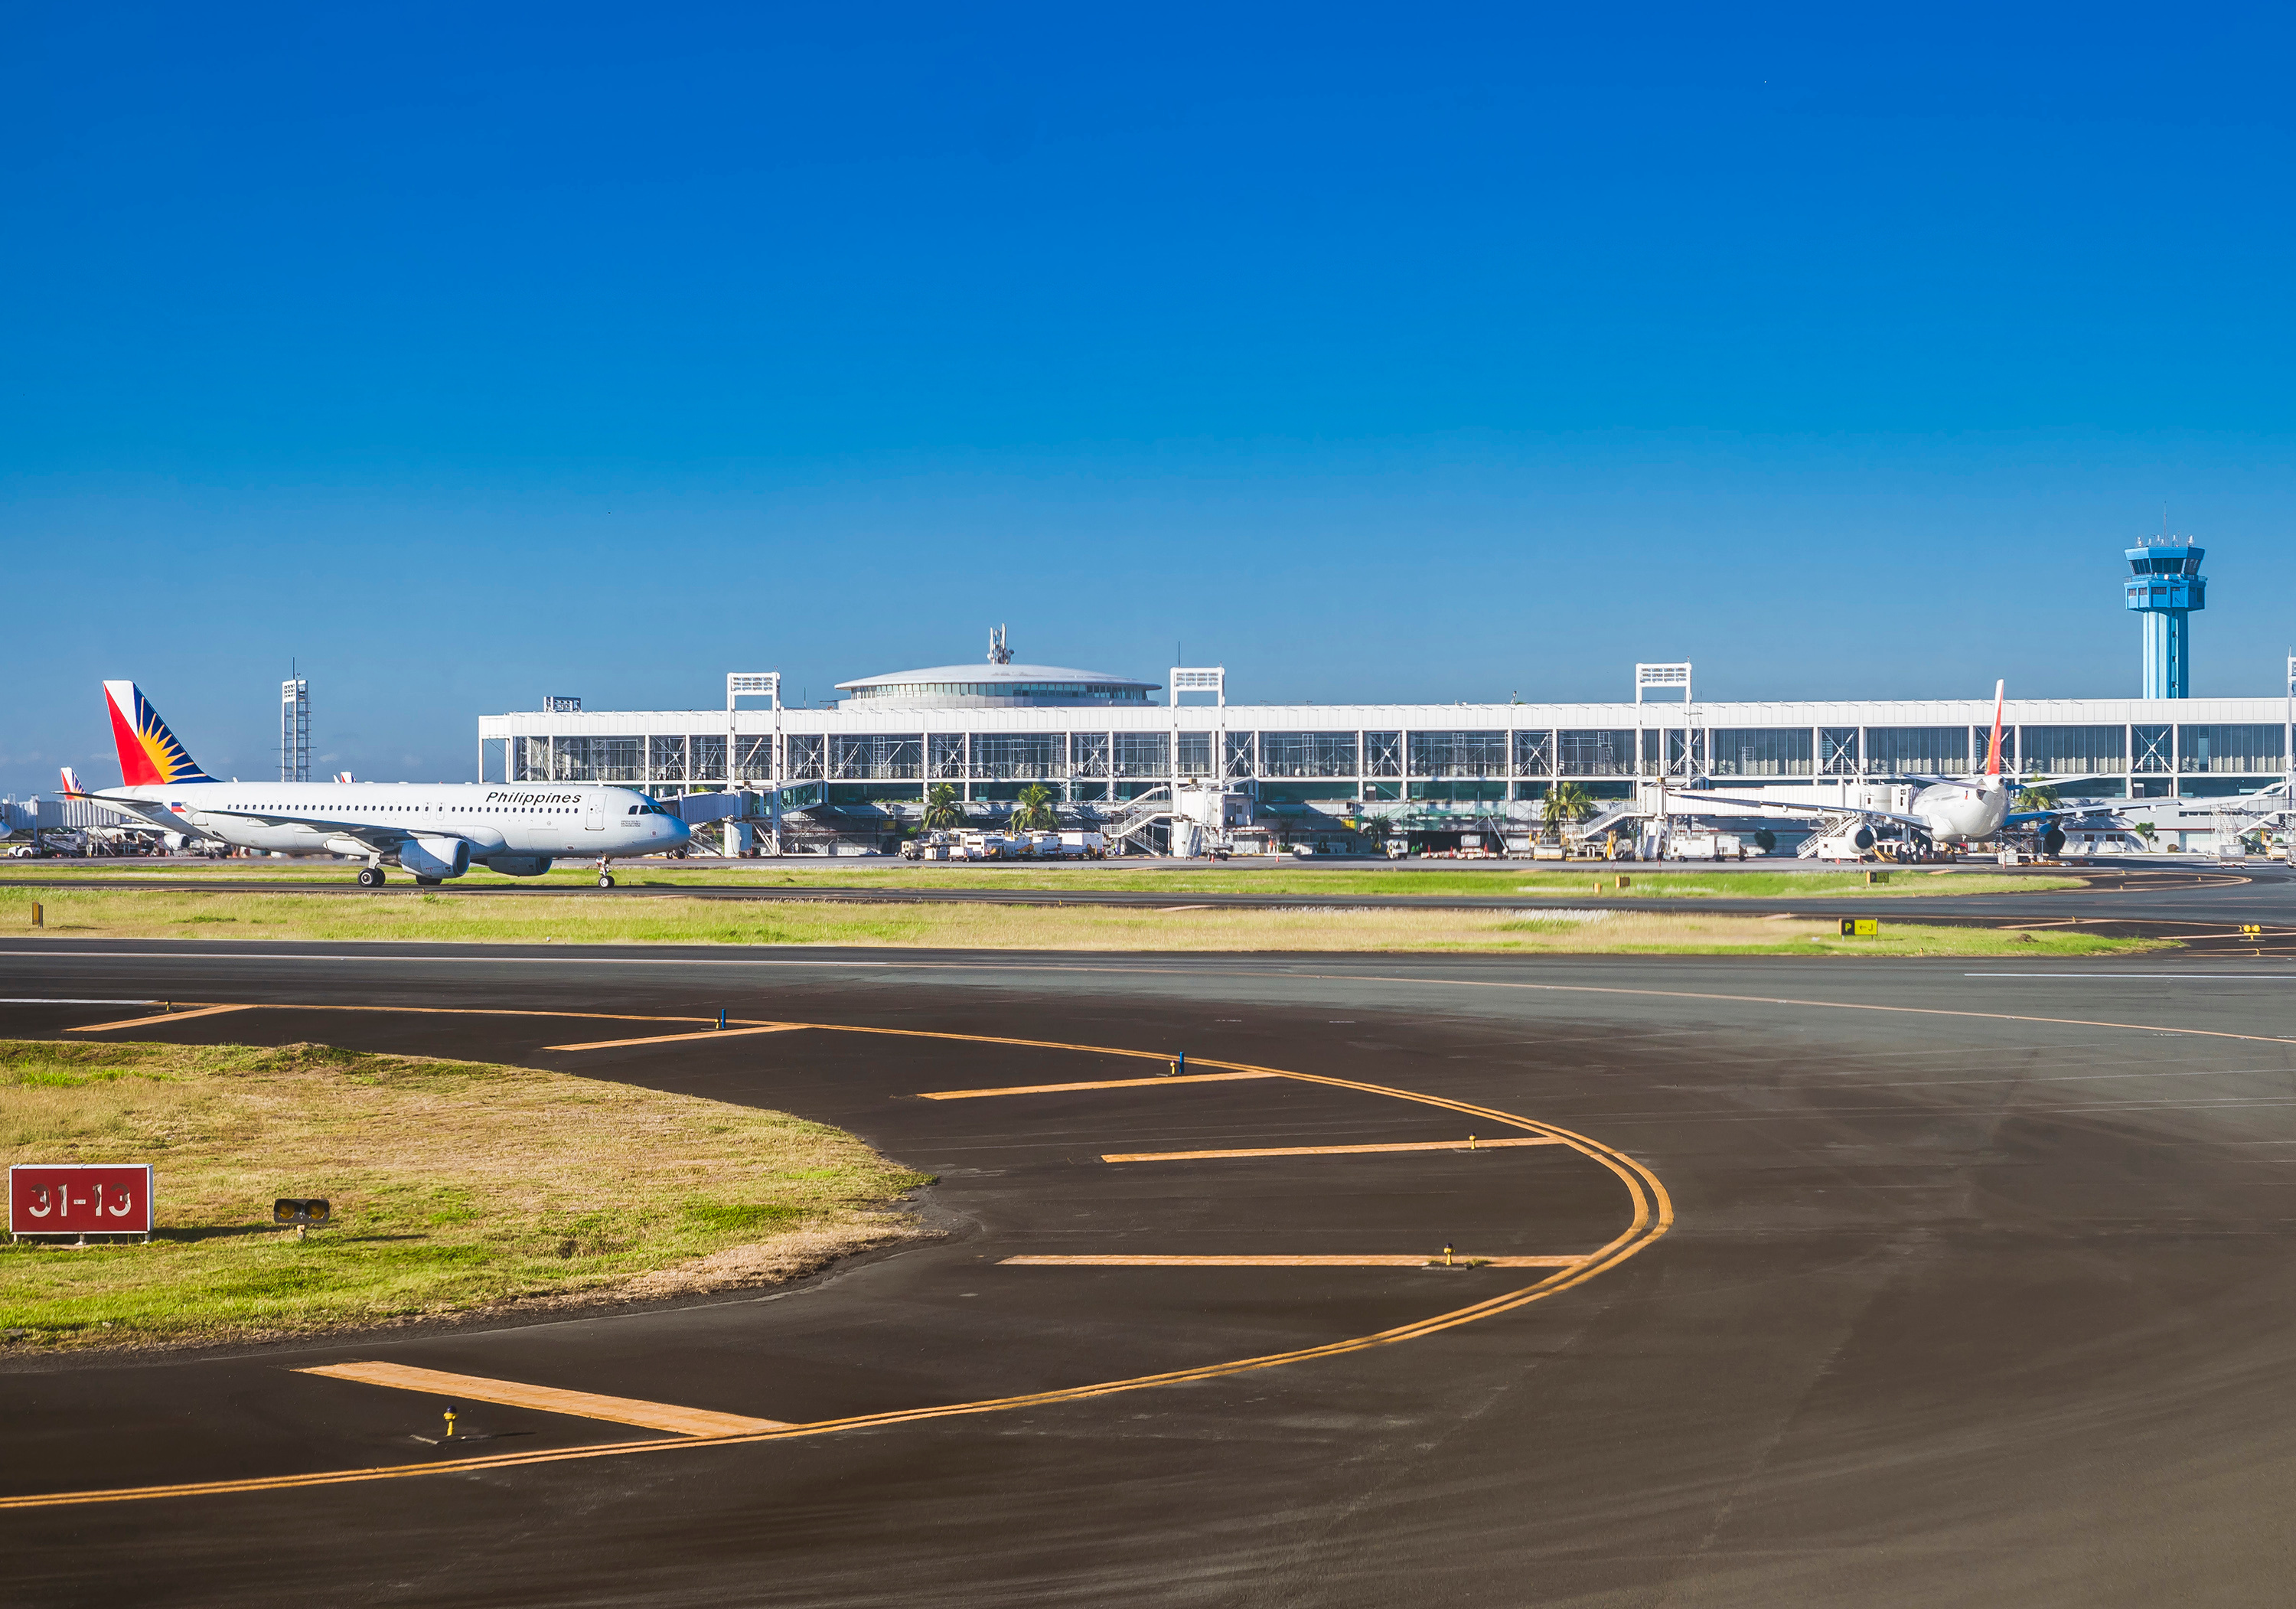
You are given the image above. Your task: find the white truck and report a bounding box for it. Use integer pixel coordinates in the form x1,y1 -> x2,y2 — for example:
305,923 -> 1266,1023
1667,829 -> 1751,861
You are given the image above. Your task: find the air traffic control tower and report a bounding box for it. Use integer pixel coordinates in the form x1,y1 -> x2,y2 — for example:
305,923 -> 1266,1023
2125,535 -> 2206,698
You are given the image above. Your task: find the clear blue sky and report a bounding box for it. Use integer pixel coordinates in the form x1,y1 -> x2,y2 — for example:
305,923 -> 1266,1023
5,4 -> 2293,791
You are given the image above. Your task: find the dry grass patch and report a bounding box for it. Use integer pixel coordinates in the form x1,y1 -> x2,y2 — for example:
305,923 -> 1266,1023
0,1039 -> 929,1350
0,886 -> 2163,955
0,860 -> 2084,900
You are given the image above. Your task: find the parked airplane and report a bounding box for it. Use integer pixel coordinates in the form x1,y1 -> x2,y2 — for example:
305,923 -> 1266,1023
1670,682 -> 2076,855
64,681 -> 688,886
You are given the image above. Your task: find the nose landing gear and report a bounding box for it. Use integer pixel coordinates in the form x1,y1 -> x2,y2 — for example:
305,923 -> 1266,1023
595,855 -> 615,889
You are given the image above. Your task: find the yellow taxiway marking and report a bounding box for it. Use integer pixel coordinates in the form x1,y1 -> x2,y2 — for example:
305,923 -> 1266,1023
918,1071 -> 1277,1099
1101,1137 -> 1564,1162
0,1018 -> 1670,1511
66,1003 -> 257,1033
998,1254 -> 1587,1268
295,1362 -> 788,1436
543,1023 -> 807,1052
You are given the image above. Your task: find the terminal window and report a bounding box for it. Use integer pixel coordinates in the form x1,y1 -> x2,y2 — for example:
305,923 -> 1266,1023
2020,725 -> 2121,775
1708,728 -> 1812,778
1261,732 -> 1358,777
2177,724 -> 2281,773
1865,726 -> 1968,773
1558,729 -> 1632,776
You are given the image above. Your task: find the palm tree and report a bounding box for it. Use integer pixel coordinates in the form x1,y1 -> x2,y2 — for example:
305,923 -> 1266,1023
2014,779 -> 2060,811
1540,782 -> 1592,839
1006,783 -> 1058,834
922,783 -> 963,832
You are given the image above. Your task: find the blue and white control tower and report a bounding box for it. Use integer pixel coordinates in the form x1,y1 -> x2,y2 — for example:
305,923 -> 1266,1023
2125,537 -> 2206,699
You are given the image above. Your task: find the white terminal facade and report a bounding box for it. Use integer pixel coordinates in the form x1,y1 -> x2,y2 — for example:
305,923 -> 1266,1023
475,652 -> 2296,851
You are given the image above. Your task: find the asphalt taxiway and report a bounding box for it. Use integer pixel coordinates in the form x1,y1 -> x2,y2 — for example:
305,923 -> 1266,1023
6,941 -> 2296,1605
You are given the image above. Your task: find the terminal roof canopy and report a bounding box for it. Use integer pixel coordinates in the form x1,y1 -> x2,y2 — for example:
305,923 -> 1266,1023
834,663 -> 1163,710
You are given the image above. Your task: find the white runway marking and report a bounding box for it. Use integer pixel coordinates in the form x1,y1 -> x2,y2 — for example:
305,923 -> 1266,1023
1965,973 -> 2296,980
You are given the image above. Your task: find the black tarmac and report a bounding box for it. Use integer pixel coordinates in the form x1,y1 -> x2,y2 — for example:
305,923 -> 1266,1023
6,935 -> 2296,1605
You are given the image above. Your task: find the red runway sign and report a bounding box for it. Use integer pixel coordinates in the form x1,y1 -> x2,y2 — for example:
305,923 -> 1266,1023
9,1164 -> 153,1238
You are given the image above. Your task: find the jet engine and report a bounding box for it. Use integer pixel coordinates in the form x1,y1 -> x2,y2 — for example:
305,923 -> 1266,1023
399,834 -> 472,880
2041,826 -> 2066,857
481,856 -> 553,877
1851,824 -> 1876,850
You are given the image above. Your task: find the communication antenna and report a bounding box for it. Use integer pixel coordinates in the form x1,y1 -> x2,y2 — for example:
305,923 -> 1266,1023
987,625 -> 1013,665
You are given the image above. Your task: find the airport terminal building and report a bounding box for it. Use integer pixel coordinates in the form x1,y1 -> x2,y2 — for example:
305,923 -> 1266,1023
475,649 -> 2296,849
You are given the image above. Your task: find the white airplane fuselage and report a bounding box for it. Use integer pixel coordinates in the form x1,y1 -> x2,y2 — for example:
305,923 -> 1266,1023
90,781 -> 687,875
1909,779 -> 2012,844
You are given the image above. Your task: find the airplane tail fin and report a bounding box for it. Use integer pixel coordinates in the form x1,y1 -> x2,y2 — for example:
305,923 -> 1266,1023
103,681 -> 217,787
59,766 -> 86,797
1986,679 -> 2006,779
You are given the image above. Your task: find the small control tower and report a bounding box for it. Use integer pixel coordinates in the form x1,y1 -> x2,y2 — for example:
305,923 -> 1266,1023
2124,536 -> 2206,699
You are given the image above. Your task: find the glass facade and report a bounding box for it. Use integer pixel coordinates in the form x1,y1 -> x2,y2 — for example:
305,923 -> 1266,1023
972,734 -> 1061,779
1113,733 -> 1171,778
2132,725 -> 2171,773
501,709 -> 2296,803
2020,725 -> 2123,775
830,734 -> 923,780
544,737 -> 642,781
1261,732 -> 1358,777
1558,729 -> 1632,776
1708,728 -> 1812,777
1821,727 -> 1858,775
1410,731 -> 1507,777
1223,732 -> 1256,777
2177,723 -> 2282,772
1865,726 -> 1968,772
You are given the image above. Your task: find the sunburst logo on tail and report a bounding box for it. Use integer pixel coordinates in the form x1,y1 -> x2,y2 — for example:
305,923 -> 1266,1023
103,681 -> 217,786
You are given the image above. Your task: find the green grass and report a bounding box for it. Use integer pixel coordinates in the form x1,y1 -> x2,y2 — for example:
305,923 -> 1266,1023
0,859 -> 2082,899
0,1039 -> 930,1350
0,884 -> 2166,955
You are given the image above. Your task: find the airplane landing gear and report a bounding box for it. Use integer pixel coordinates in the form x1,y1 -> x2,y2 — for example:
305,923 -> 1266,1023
357,867 -> 386,888
596,856 -> 615,889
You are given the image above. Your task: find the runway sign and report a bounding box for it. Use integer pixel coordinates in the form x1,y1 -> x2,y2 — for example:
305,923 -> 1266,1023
9,1164 -> 154,1239
1840,918 -> 1879,937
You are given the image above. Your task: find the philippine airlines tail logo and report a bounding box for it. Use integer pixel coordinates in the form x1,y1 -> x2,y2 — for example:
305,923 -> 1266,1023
103,681 -> 217,787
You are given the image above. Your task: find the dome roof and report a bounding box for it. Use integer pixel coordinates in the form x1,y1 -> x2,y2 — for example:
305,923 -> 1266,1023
834,662 -> 1160,710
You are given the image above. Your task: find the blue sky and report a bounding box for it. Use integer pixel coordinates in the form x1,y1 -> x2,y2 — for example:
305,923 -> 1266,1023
5,4 -> 2293,790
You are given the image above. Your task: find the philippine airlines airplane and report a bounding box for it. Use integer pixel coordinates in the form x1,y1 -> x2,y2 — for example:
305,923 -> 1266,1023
1672,681 -> 2042,851
65,682 -> 689,886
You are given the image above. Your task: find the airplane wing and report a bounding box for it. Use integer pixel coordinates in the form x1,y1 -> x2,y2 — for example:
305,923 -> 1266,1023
1665,791 -> 1934,832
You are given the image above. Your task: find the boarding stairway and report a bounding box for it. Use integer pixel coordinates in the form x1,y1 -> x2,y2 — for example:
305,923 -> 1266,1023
1566,798 -> 1646,844
1102,785 -> 1174,853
